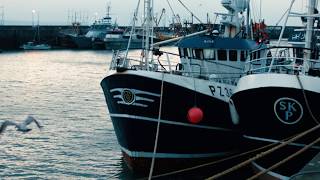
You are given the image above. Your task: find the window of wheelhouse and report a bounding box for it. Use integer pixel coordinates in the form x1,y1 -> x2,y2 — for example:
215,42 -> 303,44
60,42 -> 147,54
217,50 -> 227,61
193,49 -> 204,59
240,51 -> 247,61
183,48 -> 189,58
178,48 -> 183,57
203,49 -> 215,60
229,50 -> 237,61
250,51 -> 259,60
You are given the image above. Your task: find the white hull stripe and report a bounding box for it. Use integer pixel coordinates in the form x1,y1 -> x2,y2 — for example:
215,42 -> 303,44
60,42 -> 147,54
109,70 -> 235,102
234,74 -> 320,94
120,146 -> 236,158
252,162 -> 289,180
244,135 -> 320,150
110,113 -> 233,132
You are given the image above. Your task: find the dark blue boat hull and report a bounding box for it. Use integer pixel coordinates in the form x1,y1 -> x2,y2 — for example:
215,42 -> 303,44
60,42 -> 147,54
101,71 -> 243,173
231,86 -> 320,177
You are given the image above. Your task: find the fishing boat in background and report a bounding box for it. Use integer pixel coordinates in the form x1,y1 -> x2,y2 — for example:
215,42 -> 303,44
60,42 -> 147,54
101,0 -> 265,174
104,6 -> 174,50
229,0 -> 320,178
69,4 -> 116,49
104,29 -> 142,50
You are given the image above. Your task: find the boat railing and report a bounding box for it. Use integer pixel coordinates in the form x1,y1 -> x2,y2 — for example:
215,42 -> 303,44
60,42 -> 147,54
109,49 -> 179,72
245,46 -> 320,76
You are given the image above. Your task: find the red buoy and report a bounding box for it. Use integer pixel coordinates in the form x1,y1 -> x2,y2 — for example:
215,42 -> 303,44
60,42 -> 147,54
187,107 -> 204,124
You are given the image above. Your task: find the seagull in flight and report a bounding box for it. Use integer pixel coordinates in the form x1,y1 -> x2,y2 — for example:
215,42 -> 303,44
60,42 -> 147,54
0,116 -> 43,134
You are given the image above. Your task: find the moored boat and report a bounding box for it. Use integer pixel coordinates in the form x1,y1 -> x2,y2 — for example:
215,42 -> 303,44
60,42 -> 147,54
20,41 -> 51,50
101,0 -> 264,175
229,0 -> 320,178
70,4 -> 117,49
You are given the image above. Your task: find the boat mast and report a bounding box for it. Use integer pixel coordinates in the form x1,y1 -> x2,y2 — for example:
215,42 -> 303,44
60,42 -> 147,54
143,0 -> 154,70
305,0 -> 316,51
247,1 -> 250,39
304,0 -> 317,72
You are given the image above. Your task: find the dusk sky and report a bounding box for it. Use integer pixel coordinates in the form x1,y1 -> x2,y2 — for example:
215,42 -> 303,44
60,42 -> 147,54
0,0 -> 315,26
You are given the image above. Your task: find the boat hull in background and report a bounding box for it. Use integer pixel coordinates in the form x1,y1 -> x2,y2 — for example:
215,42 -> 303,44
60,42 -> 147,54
230,74 -> 320,178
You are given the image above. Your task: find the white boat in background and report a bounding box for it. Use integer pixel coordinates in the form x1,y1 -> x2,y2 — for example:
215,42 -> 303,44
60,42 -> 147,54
21,41 -> 51,50
21,10 -> 51,50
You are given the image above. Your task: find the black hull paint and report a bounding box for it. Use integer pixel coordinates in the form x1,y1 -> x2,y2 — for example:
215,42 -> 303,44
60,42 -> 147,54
101,71 -> 243,173
231,87 -> 320,177
231,87 -> 320,139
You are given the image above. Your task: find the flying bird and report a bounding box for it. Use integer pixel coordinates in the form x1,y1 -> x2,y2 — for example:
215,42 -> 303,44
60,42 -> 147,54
0,116 -> 43,134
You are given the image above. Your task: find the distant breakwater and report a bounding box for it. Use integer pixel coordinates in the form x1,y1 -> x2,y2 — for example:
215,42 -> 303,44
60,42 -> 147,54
0,25 -> 90,50
0,25 -> 299,50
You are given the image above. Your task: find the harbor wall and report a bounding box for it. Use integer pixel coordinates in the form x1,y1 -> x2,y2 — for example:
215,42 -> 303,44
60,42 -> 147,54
0,25 -> 89,50
0,25 -> 301,50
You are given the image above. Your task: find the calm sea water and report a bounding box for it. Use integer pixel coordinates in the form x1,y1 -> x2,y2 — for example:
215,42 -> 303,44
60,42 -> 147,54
0,50 -> 136,179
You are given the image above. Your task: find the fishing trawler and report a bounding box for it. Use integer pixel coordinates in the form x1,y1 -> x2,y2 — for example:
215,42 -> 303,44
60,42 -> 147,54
70,4 -> 115,49
101,0 -> 264,174
229,0 -> 320,178
104,29 -> 146,50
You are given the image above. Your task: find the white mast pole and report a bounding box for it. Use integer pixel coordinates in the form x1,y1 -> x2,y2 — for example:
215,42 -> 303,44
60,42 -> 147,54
144,0 -> 153,70
247,0 -> 250,38
303,0 -> 316,73
305,0 -> 316,51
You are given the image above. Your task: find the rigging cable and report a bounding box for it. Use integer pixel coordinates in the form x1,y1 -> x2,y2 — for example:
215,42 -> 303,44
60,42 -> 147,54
267,7 -> 290,39
148,72 -> 165,180
177,0 -> 204,24
166,0 -> 180,26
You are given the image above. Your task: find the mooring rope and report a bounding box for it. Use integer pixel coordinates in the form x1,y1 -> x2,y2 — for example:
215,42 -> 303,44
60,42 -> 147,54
205,123 -> 320,180
296,74 -> 320,124
148,72 -> 165,180
248,136 -> 320,180
143,141 -> 276,179
140,133 -> 299,180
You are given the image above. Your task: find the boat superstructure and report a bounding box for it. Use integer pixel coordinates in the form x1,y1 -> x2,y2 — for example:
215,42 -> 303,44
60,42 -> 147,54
70,4 -> 115,49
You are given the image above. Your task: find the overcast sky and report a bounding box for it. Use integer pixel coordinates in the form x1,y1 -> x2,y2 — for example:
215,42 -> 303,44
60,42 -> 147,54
0,0 -> 315,26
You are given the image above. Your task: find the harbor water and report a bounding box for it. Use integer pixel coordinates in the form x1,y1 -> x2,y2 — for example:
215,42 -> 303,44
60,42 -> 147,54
0,48 -> 255,179
0,50 -> 135,179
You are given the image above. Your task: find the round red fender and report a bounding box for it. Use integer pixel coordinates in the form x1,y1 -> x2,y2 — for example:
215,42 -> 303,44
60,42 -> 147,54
187,107 -> 204,124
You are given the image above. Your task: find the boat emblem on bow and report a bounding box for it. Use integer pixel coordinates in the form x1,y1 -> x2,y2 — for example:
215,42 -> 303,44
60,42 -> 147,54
110,88 -> 160,107
274,97 -> 304,125
122,89 -> 135,104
